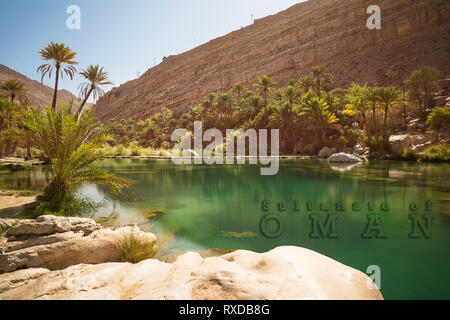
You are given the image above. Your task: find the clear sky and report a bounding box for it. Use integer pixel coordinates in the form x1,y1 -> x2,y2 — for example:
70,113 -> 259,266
0,0 -> 305,102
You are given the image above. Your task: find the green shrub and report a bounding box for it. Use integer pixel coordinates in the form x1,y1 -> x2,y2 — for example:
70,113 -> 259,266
116,232 -> 157,263
14,147 -> 26,158
130,148 -> 141,156
401,147 -> 418,161
114,144 -> 125,156
419,144 -> 450,162
30,147 -> 43,157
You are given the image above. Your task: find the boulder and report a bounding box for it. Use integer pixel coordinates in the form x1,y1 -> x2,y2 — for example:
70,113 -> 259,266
0,246 -> 383,300
407,119 -> 425,133
0,216 -> 157,274
412,141 -> 432,152
329,153 -> 363,163
389,134 -> 432,153
6,215 -> 101,237
318,147 -> 337,158
353,144 -> 368,155
389,134 -> 412,153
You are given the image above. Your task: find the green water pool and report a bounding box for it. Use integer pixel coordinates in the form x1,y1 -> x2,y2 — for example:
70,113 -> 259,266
1,158 -> 449,299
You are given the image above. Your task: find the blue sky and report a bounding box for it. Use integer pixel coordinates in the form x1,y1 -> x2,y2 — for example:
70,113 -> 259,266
0,0 -> 304,102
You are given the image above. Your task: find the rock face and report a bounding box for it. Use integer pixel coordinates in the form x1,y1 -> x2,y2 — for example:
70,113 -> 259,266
0,64 -> 87,108
329,153 -> 363,163
0,215 -> 157,274
94,0 -> 450,121
318,147 -> 337,158
389,134 -> 430,153
0,246 -> 383,300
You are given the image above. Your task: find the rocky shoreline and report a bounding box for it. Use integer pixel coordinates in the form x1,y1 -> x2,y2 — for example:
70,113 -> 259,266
0,215 -> 383,300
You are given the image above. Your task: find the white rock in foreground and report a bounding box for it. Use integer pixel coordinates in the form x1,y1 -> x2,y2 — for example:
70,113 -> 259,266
0,246 -> 383,300
0,215 -> 156,273
329,153 -> 363,163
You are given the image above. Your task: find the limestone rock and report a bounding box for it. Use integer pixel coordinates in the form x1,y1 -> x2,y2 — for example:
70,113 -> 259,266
318,147 -> 336,158
6,215 -> 101,237
329,153 -> 362,163
353,144 -> 368,156
389,134 -> 431,153
0,246 -> 383,300
412,141 -> 432,152
0,216 -> 156,274
389,134 -> 412,153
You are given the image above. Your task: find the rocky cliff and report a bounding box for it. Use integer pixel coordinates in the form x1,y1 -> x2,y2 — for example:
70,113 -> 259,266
94,0 -> 450,120
0,64 -> 84,107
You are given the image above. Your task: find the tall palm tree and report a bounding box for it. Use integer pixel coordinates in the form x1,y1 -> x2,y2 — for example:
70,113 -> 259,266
301,96 -> 338,143
254,75 -> 277,102
77,65 -> 113,117
0,79 -> 28,104
378,87 -> 401,138
298,75 -> 314,93
254,75 -> 277,127
365,87 -> 381,137
344,83 -> 370,135
269,100 -> 300,153
231,83 -> 246,102
37,42 -> 78,110
311,66 -> 333,98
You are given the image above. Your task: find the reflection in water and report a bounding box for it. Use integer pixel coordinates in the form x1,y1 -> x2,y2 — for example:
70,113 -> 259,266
0,159 -> 449,299
329,162 -> 362,172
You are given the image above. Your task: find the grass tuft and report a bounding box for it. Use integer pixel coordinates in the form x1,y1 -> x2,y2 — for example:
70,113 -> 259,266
116,232 -> 157,264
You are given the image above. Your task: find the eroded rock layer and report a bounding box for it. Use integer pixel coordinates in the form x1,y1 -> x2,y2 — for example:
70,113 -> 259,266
0,246 -> 383,300
94,0 -> 450,120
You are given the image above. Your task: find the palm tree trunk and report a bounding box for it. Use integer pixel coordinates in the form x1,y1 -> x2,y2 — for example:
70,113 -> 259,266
77,86 -> 94,117
52,66 -> 60,110
10,94 -> 15,103
383,106 -> 388,138
372,104 -> 377,138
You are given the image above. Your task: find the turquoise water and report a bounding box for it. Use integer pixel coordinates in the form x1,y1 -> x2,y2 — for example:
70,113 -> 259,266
1,159 -> 449,299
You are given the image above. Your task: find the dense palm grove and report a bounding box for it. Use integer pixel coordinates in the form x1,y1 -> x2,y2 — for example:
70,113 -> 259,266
0,42 -> 449,214
105,66 -> 449,157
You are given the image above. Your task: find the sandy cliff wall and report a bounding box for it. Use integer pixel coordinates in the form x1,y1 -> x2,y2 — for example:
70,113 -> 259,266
94,0 -> 450,120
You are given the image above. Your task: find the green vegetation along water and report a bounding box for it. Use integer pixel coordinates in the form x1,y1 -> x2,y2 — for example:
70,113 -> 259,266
1,159 -> 449,299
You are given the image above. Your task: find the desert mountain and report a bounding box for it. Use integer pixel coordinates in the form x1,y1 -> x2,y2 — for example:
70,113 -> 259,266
0,64 -> 84,107
94,0 -> 450,121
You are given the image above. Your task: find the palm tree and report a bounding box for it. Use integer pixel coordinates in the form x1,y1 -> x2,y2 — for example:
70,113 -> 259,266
37,42 -> 78,110
301,96 -> 338,143
254,75 -> 277,127
269,100 -> 300,153
0,79 -> 28,104
254,75 -> 276,102
378,87 -> 401,138
77,65 -> 113,117
231,83 -> 246,101
280,85 -> 301,105
22,103 -> 129,204
214,93 -> 234,130
344,83 -> 370,135
311,66 -> 333,98
365,87 -> 381,137
2,106 -> 34,160
298,75 -> 314,93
